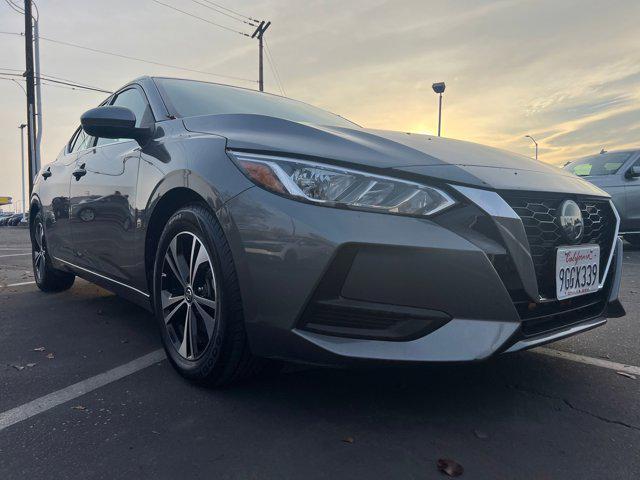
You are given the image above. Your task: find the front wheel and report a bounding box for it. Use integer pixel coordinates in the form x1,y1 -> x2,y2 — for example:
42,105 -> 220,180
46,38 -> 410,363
31,212 -> 75,292
153,204 -> 263,387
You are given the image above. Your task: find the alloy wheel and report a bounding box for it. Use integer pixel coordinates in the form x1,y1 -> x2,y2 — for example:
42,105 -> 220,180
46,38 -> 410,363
33,221 -> 46,282
161,231 -> 219,361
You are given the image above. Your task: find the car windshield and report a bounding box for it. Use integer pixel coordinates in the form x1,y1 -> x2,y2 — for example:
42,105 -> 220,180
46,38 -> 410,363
564,152 -> 633,176
154,78 -> 357,128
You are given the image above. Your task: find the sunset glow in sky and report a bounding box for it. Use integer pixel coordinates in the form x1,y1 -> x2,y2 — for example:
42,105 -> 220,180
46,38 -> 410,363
1,0 -> 639,209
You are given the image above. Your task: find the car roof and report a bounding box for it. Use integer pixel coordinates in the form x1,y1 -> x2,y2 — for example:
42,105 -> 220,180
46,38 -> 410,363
596,148 -> 640,155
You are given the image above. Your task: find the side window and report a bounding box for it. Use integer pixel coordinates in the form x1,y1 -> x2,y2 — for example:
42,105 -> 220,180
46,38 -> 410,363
96,87 -> 153,147
69,128 -> 94,153
67,128 -> 81,153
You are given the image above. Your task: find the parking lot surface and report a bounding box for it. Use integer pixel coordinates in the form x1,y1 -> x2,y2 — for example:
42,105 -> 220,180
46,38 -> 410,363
1,227 -> 639,479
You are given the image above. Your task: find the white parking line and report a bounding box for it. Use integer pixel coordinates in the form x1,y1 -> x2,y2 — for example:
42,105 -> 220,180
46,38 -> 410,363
0,253 -> 30,258
0,349 -> 166,432
535,347 -> 640,376
5,281 -> 36,287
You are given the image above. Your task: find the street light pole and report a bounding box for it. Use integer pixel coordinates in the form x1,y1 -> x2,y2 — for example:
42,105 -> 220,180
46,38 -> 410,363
19,124 -> 27,217
432,82 -> 446,137
525,135 -> 538,161
437,93 -> 443,137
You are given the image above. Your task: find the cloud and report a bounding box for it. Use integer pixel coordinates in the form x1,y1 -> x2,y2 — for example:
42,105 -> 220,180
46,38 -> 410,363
1,0 -> 639,203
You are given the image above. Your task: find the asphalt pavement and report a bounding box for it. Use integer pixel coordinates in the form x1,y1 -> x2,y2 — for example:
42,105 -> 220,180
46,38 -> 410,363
1,227 -> 639,479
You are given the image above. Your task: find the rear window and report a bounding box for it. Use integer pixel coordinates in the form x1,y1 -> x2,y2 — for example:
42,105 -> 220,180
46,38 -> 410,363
154,78 -> 357,128
564,152 -> 633,176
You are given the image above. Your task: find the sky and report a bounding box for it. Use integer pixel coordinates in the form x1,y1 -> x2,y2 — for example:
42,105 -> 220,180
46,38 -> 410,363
1,0 -> 639,212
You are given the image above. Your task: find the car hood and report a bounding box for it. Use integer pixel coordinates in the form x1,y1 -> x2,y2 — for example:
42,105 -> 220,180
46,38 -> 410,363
567,175 -> 621,189
183,114 -> 608,197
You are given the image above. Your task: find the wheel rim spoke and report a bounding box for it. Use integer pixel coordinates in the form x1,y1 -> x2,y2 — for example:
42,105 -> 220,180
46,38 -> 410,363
194,294 -> 216,310
188,235 -> 198,284
35,224 -> 43,250
189,304 -> 199,358
178,305 -> 191,358
190,242 -> 209,285
165,238 -> 188,287
162,290 -> 185,309
194,300 -> 216,337
36,252 -> 44,271
164,300 -> 186,325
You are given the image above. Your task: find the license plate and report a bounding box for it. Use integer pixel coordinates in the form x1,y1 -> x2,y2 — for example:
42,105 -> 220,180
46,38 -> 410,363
556,245 -> 600,300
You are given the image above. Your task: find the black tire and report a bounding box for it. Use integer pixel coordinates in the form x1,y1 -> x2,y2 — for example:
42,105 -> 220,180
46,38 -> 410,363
31,212 -> 75,292
152,203 -> 263,387
626,234 -> 640,248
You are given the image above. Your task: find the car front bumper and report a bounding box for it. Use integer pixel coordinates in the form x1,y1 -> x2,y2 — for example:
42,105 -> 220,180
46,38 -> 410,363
221,185 -> 624,365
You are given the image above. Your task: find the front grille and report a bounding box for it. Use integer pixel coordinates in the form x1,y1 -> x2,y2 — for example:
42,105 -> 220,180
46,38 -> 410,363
514,291 -> 607,337
502,194 -> 616,298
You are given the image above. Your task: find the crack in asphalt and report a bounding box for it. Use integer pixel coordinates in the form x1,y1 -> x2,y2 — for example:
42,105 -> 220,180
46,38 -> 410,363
561,398 -> 640,432
508,383 -> 640,432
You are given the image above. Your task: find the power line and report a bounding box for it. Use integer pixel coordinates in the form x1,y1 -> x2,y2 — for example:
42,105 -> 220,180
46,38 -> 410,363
264,40 -> 285,96
264,47 -> 283,96
0,70 -> 113,93
264,52 -> 283,96
38,76 -> 112,94
190,0 -> 257,27
2,66 -> 115,92
3,0 -> 23,14
0,76 -> 27,94
150,0 -> 251,37
40,79 -> 108,93
201,0 -> 259,22
37,35 -> 257,84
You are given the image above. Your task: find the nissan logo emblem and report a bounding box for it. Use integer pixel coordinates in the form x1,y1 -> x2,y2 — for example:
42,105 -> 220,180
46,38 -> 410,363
558,200 -> 584,243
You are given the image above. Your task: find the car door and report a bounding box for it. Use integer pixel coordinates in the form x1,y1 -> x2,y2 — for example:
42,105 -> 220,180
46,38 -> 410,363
624,156 -> 640,232
68,85 -> 154,286
40,127 -> 94,261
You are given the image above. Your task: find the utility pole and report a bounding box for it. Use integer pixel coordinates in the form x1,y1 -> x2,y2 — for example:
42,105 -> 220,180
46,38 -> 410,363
252,20 -> 271,92
19,124 -> 27,217
34,15 -> 42,174
23,0 -> 37,195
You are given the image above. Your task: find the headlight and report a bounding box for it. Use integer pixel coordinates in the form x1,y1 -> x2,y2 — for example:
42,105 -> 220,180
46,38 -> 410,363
230,151 -> 456,217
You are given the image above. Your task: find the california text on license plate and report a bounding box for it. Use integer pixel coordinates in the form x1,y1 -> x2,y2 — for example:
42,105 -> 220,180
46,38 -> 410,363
556,245 -> 600,300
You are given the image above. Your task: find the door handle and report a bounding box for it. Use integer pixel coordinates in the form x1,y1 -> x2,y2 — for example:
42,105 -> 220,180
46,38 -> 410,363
73,164 -> 87,180
41,168 -> 52,179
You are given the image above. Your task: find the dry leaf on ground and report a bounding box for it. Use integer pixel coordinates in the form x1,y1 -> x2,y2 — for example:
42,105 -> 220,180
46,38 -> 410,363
437,458 -> 464,477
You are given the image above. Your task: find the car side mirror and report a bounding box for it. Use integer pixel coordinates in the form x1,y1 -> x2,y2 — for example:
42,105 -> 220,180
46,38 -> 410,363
81,106 -> 153,144
626,165 -> 640,179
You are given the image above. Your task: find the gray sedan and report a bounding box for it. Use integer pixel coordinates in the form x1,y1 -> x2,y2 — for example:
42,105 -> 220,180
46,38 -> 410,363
30,77 -> 625,386
564,150 -> 640,246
